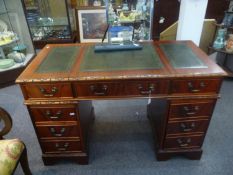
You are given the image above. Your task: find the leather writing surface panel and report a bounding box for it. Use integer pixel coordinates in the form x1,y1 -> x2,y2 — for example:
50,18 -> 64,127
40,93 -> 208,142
80,44 -> 163,72
159,43 -> 207,68
36,46 -> 81,73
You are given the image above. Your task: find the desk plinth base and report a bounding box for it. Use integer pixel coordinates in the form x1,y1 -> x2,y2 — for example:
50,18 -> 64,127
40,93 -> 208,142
42,153 -> 88,165
156,149 -> 203,161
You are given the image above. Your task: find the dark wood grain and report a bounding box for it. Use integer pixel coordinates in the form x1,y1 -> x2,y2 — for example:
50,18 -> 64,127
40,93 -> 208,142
169,99 -> 216,120
36,122 -> 81,139
164,134 -> 204,150
40,139 -> 83,153
29,105 -> 78,122
166,119 -> 209,135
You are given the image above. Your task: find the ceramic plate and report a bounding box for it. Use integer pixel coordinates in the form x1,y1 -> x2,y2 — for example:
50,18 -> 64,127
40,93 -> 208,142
0,59 -> 15,69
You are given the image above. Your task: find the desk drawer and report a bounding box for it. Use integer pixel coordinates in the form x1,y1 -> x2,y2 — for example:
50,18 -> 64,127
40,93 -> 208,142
125,80 -> 169,96
41,140 -> 83,153
22,83 -> 73,99
169,100 -> 215,119
171,79 -> 221,94
29,105 -> 78,122
166,119 -> 209,135
75,82 -> 123,97
164,135 -> 204,149
75,80 -> 169,98
36,123 -> 80,139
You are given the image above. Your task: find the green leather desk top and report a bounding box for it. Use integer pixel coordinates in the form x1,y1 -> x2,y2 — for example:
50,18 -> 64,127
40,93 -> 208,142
16,41 -> 227,83
36,46 -> 81,73
159,43 -> 207,68
80,44 -> 163,72
35,43 -> 208,74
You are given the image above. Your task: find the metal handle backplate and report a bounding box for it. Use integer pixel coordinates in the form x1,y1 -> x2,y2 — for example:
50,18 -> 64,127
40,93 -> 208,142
177,138 -> 191,147
183,106 -> 200,116
90,84 -> 108,96
45,110 -> 62,119
50,127 -> 66,137
138,83 -> 155,95
39,86 -> 58,97
188,82 -> 206,93
55,142 -> 69,151
180,122 -> 196,132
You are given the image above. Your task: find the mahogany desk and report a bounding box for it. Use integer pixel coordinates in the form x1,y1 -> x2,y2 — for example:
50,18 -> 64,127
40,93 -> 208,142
16,41 -> 226,165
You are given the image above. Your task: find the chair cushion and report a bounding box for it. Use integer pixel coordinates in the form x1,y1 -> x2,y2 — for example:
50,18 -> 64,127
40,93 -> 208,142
0,139 -> 24,175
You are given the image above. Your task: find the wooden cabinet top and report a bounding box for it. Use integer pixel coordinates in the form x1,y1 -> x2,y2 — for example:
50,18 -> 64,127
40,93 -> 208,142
16,40 -> 227,83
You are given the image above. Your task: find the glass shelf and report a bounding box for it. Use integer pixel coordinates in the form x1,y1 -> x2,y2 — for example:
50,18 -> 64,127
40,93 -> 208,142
23,0 -> 76,49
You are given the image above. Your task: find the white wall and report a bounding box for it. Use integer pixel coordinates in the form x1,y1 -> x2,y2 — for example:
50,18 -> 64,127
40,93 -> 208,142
176,0 -> 208,45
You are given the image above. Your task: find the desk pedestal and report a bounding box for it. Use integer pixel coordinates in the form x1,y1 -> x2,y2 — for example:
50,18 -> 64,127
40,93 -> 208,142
148,97 -> 216,161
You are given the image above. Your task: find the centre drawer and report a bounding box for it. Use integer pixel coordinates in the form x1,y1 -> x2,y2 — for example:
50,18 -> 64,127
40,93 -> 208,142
75,82 -> 124,98
36,122 -> 81,139
40,139 -> 83,153
21,83 -> 73,99
29,105 -> 78,122
75,80 -> 169,98
125,80 -> 169,96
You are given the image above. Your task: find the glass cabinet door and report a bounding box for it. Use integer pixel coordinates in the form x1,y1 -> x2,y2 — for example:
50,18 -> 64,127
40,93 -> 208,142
106,0 -> 154,44
23,0 -> 76,49
0,0 -> 35,76
76,0 -> 154,44
0,0 -> 35,87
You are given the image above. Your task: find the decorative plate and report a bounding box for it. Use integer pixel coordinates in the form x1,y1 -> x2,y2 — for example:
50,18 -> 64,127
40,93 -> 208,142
0,59 -> 15,69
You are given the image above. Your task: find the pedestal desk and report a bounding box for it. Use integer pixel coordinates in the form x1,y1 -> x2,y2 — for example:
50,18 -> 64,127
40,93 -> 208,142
16,41 -> 226,165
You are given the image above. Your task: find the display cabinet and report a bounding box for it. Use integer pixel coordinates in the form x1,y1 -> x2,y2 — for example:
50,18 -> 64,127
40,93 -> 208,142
0,0 -> 35,87
208,9 -> 233,76
23,0 -> 76,49
76,0 -> 154,43
106,0 -> 154,43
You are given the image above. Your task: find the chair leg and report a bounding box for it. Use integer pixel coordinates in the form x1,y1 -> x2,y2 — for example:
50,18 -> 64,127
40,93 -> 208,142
19,147 -> 32,175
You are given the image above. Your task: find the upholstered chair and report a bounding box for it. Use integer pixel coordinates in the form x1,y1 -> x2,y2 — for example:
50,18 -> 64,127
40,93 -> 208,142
0,107 -> 32,175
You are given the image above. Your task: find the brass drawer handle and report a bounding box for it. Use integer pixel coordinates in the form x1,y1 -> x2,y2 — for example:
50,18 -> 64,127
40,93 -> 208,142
180,122 -> 195,132
138,83 -> 155,95
90,85 -> 108,96
39,86 -> 58,97
55,142 -> 69,151
188,82 -> 206,93
50,127 -> 66,137
177,138 -> 191,147
45,110 -> 62,119
183,106 -> 200,116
